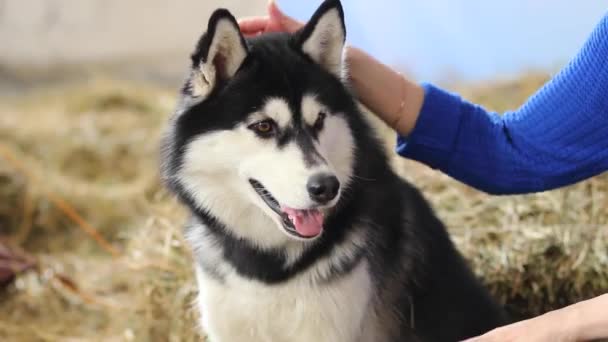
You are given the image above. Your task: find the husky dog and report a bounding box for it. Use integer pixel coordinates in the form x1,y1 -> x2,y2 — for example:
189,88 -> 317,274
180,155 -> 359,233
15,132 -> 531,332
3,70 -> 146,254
160,1 -> 507,341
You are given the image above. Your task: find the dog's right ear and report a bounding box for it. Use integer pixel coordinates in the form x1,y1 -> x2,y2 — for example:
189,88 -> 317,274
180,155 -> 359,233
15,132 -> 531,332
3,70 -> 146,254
295,0 -> 346,79
189,9 -> 248,98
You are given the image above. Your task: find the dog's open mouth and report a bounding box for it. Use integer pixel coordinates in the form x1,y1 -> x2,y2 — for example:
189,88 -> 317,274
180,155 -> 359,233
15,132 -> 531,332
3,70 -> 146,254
249,179 -> 324,239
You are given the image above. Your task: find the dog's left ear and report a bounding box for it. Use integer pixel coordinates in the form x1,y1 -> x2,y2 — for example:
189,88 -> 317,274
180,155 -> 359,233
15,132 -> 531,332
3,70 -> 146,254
296,0 -> 346,78
189,9 -> 248,98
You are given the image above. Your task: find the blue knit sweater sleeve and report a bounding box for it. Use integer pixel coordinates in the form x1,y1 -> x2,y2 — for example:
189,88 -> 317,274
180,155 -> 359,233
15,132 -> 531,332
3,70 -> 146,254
396,13 -> 608,195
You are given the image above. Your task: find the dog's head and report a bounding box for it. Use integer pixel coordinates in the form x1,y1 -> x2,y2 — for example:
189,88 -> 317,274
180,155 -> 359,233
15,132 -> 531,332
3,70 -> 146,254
162,0 -> 358,246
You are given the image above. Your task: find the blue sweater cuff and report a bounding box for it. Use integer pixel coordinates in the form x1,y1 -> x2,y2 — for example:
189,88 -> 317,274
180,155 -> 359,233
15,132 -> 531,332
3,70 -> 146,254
396,83 -> 464,170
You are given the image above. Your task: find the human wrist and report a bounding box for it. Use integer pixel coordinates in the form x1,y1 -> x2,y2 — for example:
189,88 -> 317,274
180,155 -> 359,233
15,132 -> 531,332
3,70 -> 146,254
394,78 -> 424,136
345,46 -> 424,136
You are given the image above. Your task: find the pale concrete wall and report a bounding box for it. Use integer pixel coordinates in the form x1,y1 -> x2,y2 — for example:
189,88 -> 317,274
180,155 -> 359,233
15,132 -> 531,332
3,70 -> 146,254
0,0 -> 265,66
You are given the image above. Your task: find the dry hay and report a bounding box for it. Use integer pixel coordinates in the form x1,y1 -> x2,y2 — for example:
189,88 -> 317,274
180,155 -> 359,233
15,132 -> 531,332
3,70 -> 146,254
0,74 -> 606,341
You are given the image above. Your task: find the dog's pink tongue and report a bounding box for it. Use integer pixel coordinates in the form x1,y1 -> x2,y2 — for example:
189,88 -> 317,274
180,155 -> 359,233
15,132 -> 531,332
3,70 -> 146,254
282,207 -> 324,237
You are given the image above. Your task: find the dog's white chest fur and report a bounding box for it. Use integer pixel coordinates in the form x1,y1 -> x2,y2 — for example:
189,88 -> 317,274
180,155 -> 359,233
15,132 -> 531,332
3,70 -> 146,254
195,261 -> 373,342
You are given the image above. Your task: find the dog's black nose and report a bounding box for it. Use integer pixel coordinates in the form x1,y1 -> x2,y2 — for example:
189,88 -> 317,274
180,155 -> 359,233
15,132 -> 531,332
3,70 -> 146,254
307,173 -> 340,204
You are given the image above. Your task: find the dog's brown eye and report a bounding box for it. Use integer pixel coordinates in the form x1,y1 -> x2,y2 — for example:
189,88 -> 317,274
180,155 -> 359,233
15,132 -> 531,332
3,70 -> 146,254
249,120 -> 276,137
313,112 -> 326,131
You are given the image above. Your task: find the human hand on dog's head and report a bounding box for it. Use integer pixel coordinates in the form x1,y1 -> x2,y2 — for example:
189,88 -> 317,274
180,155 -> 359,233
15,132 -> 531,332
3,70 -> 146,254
238,0 -> 304,36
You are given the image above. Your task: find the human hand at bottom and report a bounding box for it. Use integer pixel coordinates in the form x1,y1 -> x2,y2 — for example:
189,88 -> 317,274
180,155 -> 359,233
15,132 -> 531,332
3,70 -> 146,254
463,294 -> 608,342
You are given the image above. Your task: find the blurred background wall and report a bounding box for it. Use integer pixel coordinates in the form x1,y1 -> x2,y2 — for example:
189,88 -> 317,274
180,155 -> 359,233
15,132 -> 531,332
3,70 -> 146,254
0,0 -> 606,94
0,0 -> 266,64
0,0 -> 265,94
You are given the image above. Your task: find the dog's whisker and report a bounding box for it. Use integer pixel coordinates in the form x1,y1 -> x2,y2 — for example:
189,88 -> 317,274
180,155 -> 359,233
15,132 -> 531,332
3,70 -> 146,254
350,174 -> 376,182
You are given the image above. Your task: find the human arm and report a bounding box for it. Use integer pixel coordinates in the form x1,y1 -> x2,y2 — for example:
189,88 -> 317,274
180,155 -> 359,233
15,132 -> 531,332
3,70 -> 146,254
397,13 -> 608,194
464,293 -> 608,342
